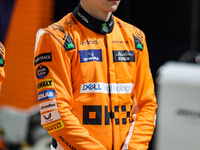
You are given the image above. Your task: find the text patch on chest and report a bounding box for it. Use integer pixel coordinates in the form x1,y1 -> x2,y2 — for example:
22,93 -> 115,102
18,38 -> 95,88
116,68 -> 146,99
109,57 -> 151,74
113,50 -> 135,62
79,49 -> 102,63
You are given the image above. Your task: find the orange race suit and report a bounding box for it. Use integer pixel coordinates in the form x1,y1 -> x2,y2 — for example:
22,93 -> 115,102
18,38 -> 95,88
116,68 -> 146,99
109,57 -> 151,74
34,4 -> 157,150
0,42 -> 5,86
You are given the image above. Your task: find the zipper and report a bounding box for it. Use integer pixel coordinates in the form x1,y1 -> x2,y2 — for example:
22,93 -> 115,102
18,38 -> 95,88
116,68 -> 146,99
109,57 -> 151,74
105,34 -> 114,150
105,35 -> 111,96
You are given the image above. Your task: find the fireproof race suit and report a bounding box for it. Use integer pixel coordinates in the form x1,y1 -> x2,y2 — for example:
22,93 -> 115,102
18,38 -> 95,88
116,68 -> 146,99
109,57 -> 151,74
0,42 -> 5,86
34,4 -> 157,150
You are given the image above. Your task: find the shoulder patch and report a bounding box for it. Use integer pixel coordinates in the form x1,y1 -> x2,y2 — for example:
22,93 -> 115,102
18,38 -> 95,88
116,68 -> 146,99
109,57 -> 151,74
64,15 -> 77,28
0,53 -> 4,67
0,42 -> 5,54
133,35 -> 143,51
50,22 -> 67,40
131,26 -> 144,42
64,33 -> 76,51
0,42 -> 5,67
48,23 -> 76,51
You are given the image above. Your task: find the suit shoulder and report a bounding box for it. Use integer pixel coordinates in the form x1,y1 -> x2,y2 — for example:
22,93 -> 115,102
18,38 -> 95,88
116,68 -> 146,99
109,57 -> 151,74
114,16 -> 145,42
45,13 -> 77,38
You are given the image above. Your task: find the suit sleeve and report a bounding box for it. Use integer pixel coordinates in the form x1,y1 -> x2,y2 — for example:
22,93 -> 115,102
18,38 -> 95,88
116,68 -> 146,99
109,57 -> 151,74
0,42 -> 5,86
124,33 -> 157,150
34,30 -> 106,150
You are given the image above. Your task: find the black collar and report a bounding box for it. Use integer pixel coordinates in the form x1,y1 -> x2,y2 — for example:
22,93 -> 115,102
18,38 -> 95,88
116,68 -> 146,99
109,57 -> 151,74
72,4 -> 114,35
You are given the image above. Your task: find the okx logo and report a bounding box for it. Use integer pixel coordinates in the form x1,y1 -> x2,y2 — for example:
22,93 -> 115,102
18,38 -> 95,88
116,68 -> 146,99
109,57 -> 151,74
79,49 -> 102,63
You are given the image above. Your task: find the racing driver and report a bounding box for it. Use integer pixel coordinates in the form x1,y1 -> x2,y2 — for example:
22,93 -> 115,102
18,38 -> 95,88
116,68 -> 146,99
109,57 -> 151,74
34,0 -> 157,149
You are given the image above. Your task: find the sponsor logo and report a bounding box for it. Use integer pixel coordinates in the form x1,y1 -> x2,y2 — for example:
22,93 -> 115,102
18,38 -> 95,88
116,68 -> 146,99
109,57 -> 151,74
101,17 -> 113,33
41,110 -> 61,125
136,43 -> 143,50
83,105 -> 131,125
80,39 -> 98,45
80,82 -> 134,94
0,53 -> 4,67
112,41 -> 125,44
36,65 -> 49,79
37,79 -> 54,91
101,23 -> 109,33
66,43 -> 74,49
59,136 -> 76,150
38,89 -> 55,102
64,33 -> 76,51
44,120 -> 65,133
34,53 -> 52,66
39,100 -> 57,113
79,49 -> 102,63
43,113 -> 51,120
133,35 -> 143,50
77,11 -> 89,23
113,50 -> 135,62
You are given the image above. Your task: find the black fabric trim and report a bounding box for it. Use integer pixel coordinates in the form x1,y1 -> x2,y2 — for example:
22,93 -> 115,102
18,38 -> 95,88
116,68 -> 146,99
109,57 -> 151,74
72,3 -> 114,35
52,138 -> 58,149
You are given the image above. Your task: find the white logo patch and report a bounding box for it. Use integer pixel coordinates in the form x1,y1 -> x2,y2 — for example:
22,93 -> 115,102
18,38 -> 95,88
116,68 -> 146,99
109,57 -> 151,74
80,82 -> 134,94
39,100 -> 57,113
41,110 -> 61,125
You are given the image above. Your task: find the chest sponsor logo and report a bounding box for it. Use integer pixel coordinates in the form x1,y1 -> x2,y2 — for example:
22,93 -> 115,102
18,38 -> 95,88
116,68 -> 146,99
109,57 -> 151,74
41,109 -> 61,125
38,89 -> 55,102
44,120 -> 65,133
37,79 -> 54,91
80,82 -> 134,94
34,53 -> 52,66
83,105 -> 132,125
0,53 -> 4,67
113,50 -> 135,62
39,100 -> 57,113
79,49 -> 102,63
112,41 -> 126,44
80,39 -> 98,45
36,65 -> 49,79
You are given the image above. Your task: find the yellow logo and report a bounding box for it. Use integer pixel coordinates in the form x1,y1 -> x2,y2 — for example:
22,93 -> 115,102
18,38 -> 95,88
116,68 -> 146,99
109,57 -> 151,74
37,79 -> 54,91
44,120 -> 65,133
